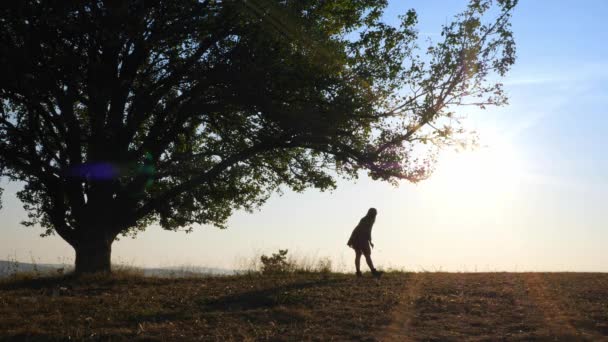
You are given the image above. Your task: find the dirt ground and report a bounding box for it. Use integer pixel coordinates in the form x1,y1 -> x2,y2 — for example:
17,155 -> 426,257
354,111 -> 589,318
383,272 -> 608,341
1,272 -> 607,341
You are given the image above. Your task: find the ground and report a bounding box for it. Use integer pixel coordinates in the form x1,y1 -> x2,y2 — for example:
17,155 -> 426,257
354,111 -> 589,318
1,272 -> 608,341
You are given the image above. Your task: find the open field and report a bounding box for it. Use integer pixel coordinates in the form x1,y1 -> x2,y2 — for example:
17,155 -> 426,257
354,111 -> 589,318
1,272 -> 608,341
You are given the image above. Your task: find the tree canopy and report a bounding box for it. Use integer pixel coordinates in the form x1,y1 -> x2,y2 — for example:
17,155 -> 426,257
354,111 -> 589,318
0,0 -> 517,273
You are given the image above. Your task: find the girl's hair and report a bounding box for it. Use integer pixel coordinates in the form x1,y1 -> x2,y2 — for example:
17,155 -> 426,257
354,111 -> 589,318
367,208 -> 377,218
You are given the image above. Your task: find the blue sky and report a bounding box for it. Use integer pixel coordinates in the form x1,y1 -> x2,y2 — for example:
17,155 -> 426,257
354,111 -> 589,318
1,0 -> 607,271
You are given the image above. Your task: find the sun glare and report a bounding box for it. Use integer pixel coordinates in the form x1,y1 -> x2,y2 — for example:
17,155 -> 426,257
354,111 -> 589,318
426,137 -> 525,204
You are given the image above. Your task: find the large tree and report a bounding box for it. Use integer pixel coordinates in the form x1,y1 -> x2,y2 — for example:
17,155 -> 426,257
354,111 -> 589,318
0,0 -> 517,274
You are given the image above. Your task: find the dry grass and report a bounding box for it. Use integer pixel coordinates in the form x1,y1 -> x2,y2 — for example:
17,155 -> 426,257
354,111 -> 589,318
1,272 -> 607,341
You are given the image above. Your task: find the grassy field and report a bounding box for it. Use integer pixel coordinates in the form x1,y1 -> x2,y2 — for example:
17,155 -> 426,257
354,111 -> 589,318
1,272 -> 608,341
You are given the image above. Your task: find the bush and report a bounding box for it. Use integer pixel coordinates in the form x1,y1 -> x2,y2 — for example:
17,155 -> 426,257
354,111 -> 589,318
260,249 -> 292,274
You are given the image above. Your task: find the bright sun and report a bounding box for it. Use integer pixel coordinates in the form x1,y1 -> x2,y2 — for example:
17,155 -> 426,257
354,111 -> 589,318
426,137 -> 525,203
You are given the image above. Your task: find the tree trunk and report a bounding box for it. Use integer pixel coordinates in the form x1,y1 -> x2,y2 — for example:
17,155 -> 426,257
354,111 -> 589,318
74,239 -> 113,274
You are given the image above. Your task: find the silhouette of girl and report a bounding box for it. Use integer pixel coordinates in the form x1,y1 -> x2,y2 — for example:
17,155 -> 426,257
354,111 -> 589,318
347,208 -> 383,277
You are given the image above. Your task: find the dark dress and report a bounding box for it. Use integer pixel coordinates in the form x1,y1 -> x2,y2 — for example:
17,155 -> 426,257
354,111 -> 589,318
347,215 -> 375,255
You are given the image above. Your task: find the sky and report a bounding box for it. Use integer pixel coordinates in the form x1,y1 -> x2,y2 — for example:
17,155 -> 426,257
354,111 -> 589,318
1,0 -> 607,272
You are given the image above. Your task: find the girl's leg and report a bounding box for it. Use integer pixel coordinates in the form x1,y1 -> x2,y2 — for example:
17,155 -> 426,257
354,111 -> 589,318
355,250 -> 362,274
364,253 -> 376,271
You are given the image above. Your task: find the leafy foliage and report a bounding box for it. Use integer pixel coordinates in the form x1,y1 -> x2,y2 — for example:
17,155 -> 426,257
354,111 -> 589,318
0,0 -> 517,271
260,249 -> 291,274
